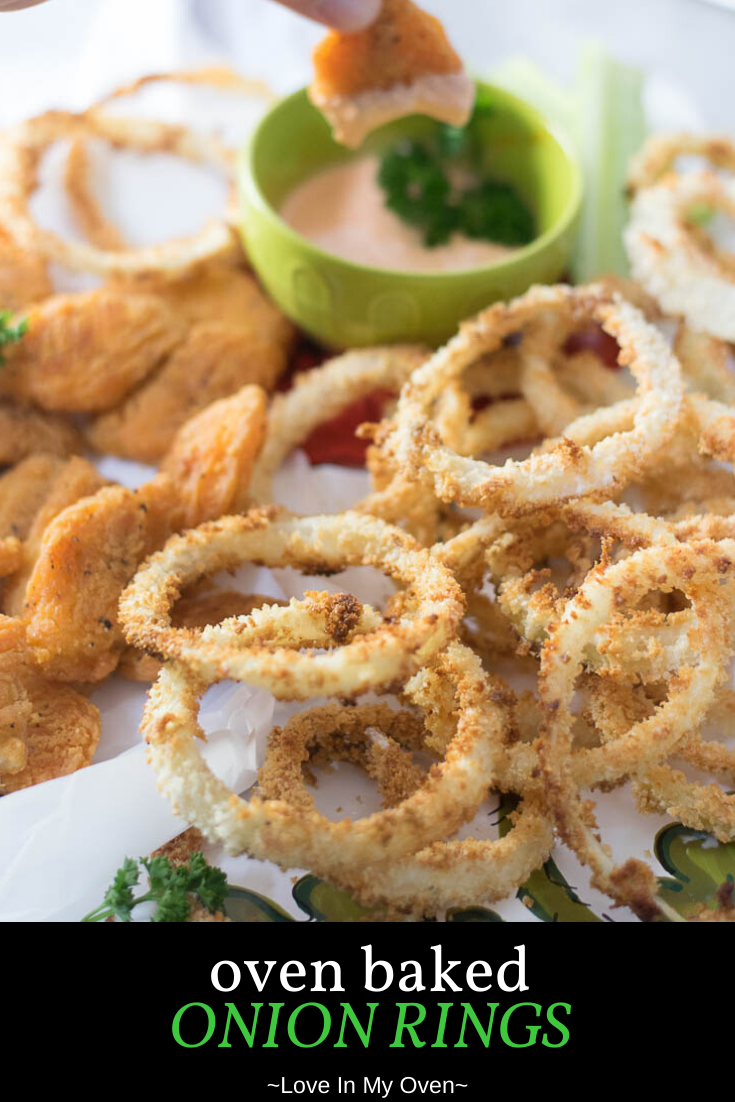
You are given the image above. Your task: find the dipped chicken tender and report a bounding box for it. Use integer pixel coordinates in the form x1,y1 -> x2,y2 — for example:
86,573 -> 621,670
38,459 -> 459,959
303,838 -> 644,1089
87,320 -> 285,464
310,0 -> 474,148
2,288 -> 186,412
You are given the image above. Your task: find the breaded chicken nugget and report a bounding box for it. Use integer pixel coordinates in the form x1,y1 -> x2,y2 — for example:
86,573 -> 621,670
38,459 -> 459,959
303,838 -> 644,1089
0,225 -> 51,311
86,320 -> 286,463
0,537 -> 22,578
160,383 -> 267,529
0,616 -> 33,775
0,454 -> 68,541
114,262 -> 294,358
2,288 -> 186,412
310,0 -> 474,147
22,387 -> 267,682
0,401 -> 82,464
3,456 -> 108,617
21,484 -> 155,681
0,614 -> 101,790
0,678 -> 100,793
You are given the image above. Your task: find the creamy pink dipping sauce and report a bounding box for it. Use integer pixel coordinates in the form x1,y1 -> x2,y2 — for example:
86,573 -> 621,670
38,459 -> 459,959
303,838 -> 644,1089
280,156 -> 516,273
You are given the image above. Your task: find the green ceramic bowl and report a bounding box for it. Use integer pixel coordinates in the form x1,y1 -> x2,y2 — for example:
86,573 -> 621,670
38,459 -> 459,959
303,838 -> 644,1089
238,83 -> 582,349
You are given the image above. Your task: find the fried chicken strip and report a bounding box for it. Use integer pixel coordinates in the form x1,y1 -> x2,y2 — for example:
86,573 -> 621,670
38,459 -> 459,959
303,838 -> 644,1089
3,456 -> 108,617
21,385 -> 267,681
86,268 -> 293,464
0,401 -> 82,464
0,614 -> 101,789
0,225 -> 51,311
1,288 -> 186,412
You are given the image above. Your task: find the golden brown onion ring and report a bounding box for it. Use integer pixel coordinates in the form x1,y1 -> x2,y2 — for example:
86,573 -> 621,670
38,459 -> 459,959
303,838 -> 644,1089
142,642 -> 508,877
539,540 -> 734,920
384,284 -> 684,515
0,110 -> 238,278
120,507 -> 465,700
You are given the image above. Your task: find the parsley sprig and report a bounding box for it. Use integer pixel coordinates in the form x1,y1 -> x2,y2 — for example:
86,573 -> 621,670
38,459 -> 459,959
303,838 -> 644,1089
0,311 -> 27,364
81,852 -> 229,923
377,88 -> 535,250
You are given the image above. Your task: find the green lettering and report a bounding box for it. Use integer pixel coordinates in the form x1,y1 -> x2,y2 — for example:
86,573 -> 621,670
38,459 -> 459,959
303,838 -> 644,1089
287,1003 -> 331,1049
172,1003 -> 216,1048
542,1003 -> 571,1048
334,1002 -> 378,1048
456,1003 -> 499,1048
431,1003 -> 454,1049
263,1002 -> 285,1048
390,1003 -> 427,1048
500,1003 -> 542,1048
218,1002 -> 263,1048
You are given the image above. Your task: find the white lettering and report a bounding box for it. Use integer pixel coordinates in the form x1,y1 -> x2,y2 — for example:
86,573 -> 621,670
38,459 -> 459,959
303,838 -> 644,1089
211,960 -> 241,992
363,945 -> 394,993
497,945 -> 528,993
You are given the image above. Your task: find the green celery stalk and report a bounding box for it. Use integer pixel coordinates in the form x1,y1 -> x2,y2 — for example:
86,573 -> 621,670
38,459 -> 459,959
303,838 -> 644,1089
493,45 -> 646,283
572,42 -> 646,281
491,54 -> 577,139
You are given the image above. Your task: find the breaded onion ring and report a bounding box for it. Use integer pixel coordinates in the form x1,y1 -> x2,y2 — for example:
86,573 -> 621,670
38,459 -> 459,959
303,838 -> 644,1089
627,133 -> 735,194
120,507 -> 464,699
249,345 -> 427,504
625,171 -> 735,340
64,67 -> 276,253
0,110 -> 238,278
539,540 -> 734,920
258,696 -> 552,915
383,284 -> 683,515
141,642 -> 507,875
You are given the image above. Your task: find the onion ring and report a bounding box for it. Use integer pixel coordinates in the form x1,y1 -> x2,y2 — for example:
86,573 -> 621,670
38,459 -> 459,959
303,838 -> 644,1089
383,284 -> 684,515
260,696 -> 553,914
63,67 -> 276,253
625,170 -> 735,340
0,110 -> 238,277
538,540 -> 734,919
141,642 -> 509,877
120,507 -> 465,699
627,133 -> 735,194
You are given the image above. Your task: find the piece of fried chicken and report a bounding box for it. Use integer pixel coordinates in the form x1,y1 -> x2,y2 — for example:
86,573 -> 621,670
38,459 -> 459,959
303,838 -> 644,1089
310,0 -> 474,148
18,384 -> 267,682
0,615 -> 101,791
1,288 -> 186,413
0,225 -> 51,311
87,265 -> 294,463
0,401 -> 82,464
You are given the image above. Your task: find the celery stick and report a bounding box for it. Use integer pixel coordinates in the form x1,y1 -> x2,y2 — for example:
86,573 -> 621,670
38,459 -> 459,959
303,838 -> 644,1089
491,55 -> 577,140
572,42 -> 646,282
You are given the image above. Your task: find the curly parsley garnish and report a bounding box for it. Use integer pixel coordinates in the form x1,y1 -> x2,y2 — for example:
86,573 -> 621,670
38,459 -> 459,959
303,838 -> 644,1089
81,852 -> 229,923
377,89 -> 535,250
0,311 -> 27,364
